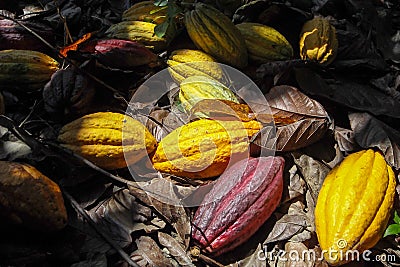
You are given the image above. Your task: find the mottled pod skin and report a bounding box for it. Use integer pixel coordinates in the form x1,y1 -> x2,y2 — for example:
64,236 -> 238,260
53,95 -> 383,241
0,161 -> 67,231
105,21 -> 169,51
315,149 -> 396,266
122,1 -> 167,25
184,3 -> 248,68
0,50 -> 59,90
236,22 -> 293,64
179,75 -> 239,114
299,17 -> 338,66
151,119 -> 262,179
167,49 -> 223,84
58,112 -> 158,170
192,156 -> 284,255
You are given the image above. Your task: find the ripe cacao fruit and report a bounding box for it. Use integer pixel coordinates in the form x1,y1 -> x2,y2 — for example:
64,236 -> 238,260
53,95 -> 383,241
82,39 -> 159,69
43,68 -> 95,117
179,75 -> 239,114
0,161 -> 67,231
299,17 -> 338,66
151,119 -> 262,178
315,149 -> 396,266
0,19 -> 54,52
0,50 -> 59,90
58,112 -> 158,170
122,1 -> 167,25
192,156 -> 284,255
167,49 -> 224,84
184,3 -> 248,68
235,22 -> 293,63
105,21 -> 169,51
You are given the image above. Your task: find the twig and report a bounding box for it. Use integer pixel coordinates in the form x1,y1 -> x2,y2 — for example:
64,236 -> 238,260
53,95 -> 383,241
63,190 -> 141,267
199,254 -> 224,267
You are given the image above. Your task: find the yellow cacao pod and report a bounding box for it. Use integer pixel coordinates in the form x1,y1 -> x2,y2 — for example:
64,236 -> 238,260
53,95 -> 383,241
105,21 -> 169,51
58,112 -> 157,170
122,1 -> 167,25
184,3 -> 248,68
315,149 -> 396,266
167,49 -> 224,84
299,17 -> 338,66
179,75 -> 239,114
151,119 -> 262,179
0,161 -> 67,231
235,23 -> 293,64
0,50 -> 59,90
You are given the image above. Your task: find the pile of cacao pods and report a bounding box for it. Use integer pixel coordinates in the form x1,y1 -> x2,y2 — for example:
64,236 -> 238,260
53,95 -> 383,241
0,0 -> 399,266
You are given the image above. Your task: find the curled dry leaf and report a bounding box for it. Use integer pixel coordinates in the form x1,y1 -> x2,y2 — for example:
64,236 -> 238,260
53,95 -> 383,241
131,236 -> 172,267
158,232 -> 194,266
334,126 -> 358,153
87,189 -> 162,249
128,178 -> 191,249
349,112 -> 400,169
253,85 -> 329,151
284,242 -> 329,267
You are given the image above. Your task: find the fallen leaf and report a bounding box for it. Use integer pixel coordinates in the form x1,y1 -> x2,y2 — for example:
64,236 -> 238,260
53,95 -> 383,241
293,153 -> 330,202
334,126 -> 358,153
349,112 -> 400,169
295,68 -> 400,118
128,178 -> 191,249
131,236 -> 172,267
158,232 -> 194,266
230,243 -> 267,267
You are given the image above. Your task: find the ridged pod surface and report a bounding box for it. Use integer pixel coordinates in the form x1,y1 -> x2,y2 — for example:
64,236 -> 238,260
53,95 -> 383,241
0,161 -> 67,231
179,75 -> 238,113
105,21 -> 169,51
192,156 -> 284,255
236,22 -> 293,63
184,3 -> 248,68
0,50 -> 59,90
122,1 -> 167,25
315,149 -> 396,266
299,17 -> 338,66
151,119 -> 262,178
167,49 -> 223,84
58,112 -> 157,170
0,19 -> 54,51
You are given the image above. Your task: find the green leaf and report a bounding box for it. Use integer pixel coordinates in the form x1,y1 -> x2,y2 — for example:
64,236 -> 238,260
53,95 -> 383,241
394,211 -> 400,225
154,0 -> 168,7
384,223 -> 400,238
167,2 -> 182,17
154,21 -> 169,38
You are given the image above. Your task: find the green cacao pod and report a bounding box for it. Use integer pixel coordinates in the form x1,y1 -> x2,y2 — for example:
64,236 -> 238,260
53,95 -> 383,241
122,1 -> 167,25
299,17 -> 338,66
0,161 -> 67,231
0,50 -> 59,90
184,3 -> 248,68
315,149 -> 396,265
179,75 -> 238,113
151,119 -> 261,179
236,22 -> 293,63
58,112 -> 158,170
167,49 -> 224,84
105,21 -> 169,51
192,156 -> 284,255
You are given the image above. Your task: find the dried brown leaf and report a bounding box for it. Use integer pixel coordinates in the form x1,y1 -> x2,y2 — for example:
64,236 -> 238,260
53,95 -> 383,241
158,232 -> 194,266
128,178 -> 191,249
349,112 -> 400,169
131,236 -> 172,267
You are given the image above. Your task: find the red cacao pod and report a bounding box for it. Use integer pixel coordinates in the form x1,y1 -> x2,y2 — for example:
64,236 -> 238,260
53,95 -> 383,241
80,39 -> 159,69
0,19 -> 54,52
192,156 -> 284,255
